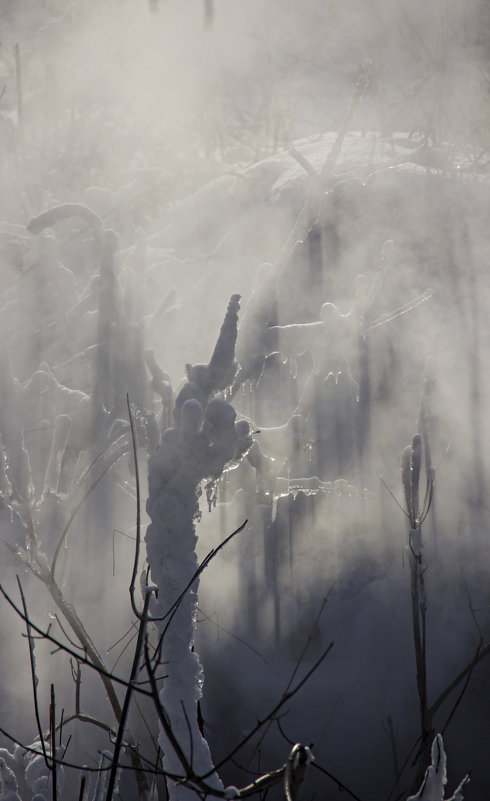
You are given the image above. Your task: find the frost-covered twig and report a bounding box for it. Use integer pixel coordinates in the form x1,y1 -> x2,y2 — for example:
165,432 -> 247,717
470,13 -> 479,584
406,735 -> 469,801
283,744 -> 313,801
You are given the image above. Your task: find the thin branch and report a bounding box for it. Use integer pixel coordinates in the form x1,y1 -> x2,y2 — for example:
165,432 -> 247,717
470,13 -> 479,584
0,720 -> 307,800
127,394 -> 143,620
205,643 -> 334,780
110,628 -> 139,673
106,590 -> 152,801
237,765 -> 285,798
16,576 -> 51,770
0,583 -> 153,699
107,621 -> 139,654
275,717 -> 295,748
50,442 -> 129,580
50,684 -> 58,801
197,607 -> 267,664
382,717 -> 400,784
460,567 -> 483,640
0,724 -> 172,776
441,640 -> 483,735
54,613 -> 86,652
134,696 -> 162,764
57,713 -> 116,739
311,762 -> 365,801
70,659 -> 81,714
61,733 -> 72,763
429,643 -> 490,718
180,701 -> 194,774
59,708 -> 64,748
243,590 -> 332,775
275,707 -> 365,801
379,475 -> 410,518
385,734 -> 422,801
151,520 -> 248,661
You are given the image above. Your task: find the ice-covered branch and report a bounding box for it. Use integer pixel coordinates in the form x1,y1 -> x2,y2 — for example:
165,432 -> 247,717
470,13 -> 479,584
145,295 -> 252,800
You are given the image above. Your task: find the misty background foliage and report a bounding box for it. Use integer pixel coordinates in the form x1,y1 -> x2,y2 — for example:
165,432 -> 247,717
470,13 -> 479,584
1,1 -> 490,800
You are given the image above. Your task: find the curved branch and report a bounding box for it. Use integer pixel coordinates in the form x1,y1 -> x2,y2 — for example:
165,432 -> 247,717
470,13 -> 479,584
127,395 -> 143,620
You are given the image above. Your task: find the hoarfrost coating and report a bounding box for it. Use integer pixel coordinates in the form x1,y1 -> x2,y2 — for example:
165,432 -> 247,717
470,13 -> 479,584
145,295 -> 252,799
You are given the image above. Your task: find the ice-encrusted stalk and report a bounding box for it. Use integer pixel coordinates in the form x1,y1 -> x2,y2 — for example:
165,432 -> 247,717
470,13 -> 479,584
401,434 -> 435,792
145,296 -> 251,800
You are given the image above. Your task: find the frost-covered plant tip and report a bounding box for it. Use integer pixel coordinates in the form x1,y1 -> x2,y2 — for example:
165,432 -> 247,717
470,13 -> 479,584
407,735 -> 468,801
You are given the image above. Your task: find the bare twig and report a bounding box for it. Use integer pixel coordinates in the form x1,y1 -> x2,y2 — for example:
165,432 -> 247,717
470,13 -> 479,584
50,684 -> 58,801
243,590 -> 332,775
197,607 -> 267,664
311,762 -> 365,801
207,643 -> 334,780
106,590 -> 153,801
127,394 -> 143,619
429,642 -> 490,719
50,441 -> 129,580
441,641 -> 483,735
151,520 -> 248,661
16,576 -> 51,770
382,717 -> 400,783
0,583 -> 153,699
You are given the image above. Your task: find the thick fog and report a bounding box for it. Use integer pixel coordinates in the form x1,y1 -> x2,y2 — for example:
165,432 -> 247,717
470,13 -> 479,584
1,2 -> 490,800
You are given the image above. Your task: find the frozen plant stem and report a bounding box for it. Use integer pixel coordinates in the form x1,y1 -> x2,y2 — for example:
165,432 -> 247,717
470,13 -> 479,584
401,435 -> 434,791
145,295 -> 251,801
